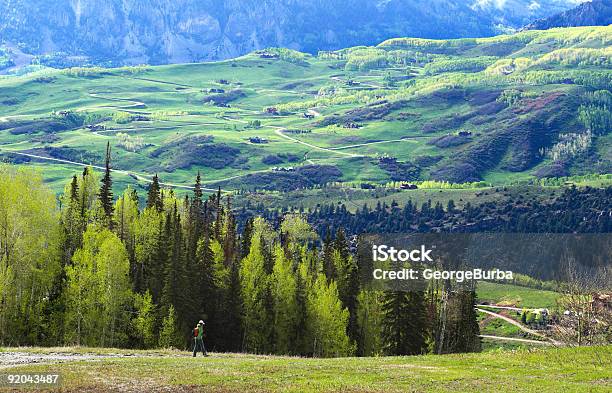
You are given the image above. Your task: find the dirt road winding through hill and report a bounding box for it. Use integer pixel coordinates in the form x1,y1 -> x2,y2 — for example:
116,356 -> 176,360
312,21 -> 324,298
273,128 -> 364,158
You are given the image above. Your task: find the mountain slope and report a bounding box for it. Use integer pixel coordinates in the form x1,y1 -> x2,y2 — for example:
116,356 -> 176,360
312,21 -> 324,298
0,26 -> 609,192
0,0 -> 583,66
525,0 -> 612,30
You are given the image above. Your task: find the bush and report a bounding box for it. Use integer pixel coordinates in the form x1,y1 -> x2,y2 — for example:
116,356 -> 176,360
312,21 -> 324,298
132,292 -> 156,349
159,305 -> 182,349
262,155 -> 283,165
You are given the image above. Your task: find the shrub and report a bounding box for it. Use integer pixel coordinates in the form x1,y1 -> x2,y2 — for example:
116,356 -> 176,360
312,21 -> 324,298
262,155 -> 283,165
159,305 -> 182,349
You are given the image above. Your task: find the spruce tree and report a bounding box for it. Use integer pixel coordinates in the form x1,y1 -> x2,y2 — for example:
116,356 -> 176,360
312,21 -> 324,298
146,174 -> 163,212
70,175 -> 79,201
438,290 -> 481,354
381,290 -> 428,355
194,233 -> 217,337
241,217 -> 254,258
334,251 -> 360,346
223,195 -> 237,267
185,174 -> 205,292
214,187 -> 223,241
322,228 -> 336,281
149,214 -> 167,303
334,228 -> 350,261
193,172 -> 203,215
225,256 -> 243,352
160,204 -> 187,339
99,141 -> 114,228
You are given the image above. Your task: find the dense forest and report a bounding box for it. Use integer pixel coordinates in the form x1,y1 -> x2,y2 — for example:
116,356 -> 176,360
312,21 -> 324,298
1,146 -> 610,355
0,151 -> 481,357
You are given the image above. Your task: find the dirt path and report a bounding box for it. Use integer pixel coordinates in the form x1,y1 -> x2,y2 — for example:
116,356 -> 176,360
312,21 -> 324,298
220,114 -> 363,158
0,351 -> 120,370
478,335 -> 552,345
87,93 -> 149,113
477,304 -> 524,312
0,350 -> 194,370
329,137 -> 426,150
273,128 -> 363,158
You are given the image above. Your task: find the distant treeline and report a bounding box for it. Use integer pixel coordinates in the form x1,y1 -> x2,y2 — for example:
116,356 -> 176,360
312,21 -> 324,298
244,186 -> 612,238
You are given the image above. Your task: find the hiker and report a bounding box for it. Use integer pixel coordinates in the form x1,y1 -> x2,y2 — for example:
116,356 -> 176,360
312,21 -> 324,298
192,320 -> 208,357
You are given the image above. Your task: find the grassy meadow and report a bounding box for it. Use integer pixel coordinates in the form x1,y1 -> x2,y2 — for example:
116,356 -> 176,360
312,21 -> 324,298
2,345 -> 610,392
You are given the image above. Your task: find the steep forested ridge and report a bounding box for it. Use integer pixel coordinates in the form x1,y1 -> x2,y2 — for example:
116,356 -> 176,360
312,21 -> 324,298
525,0 -> 612,30
0,0 -> 581,66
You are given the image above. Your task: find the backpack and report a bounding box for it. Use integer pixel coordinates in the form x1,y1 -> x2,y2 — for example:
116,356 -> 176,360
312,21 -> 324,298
193,327 -> 199,338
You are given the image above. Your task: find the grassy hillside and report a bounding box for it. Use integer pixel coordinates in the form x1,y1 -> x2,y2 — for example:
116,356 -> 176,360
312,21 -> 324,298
476,281 -> 560,308
3,346 -> 610,392
0,26 -> 610,195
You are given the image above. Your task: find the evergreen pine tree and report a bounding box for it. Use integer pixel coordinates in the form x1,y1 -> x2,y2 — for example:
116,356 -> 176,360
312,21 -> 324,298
225,256 -> 243,352
160,204 -> 187,341
194,233 -> 217,341
223,195 -> 237,267
333,250 -> 360,346
99,141 -> 114,228
146,174 -> 163,212
381,290 -> 427,355
322,228 -> 336,281
241,217 -> 254,258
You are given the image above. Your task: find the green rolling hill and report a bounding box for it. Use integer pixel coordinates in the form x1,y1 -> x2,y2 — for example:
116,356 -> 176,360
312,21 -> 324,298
0,26 -> 610,195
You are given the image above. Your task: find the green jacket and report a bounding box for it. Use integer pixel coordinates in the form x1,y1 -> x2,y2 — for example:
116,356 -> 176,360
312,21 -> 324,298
196,324 -> 204,339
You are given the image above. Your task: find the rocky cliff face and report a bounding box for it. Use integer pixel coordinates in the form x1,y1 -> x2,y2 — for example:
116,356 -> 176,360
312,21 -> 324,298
525,0 -> 612,30
0,0 -> 583,65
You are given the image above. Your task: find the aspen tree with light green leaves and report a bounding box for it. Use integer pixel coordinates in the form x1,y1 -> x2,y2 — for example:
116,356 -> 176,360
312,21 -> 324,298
307,274 -> 354,357
240,217 -> 274,353
271,244 -> 299,354
64,225 -> 132,347
0,165 -> 61,345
